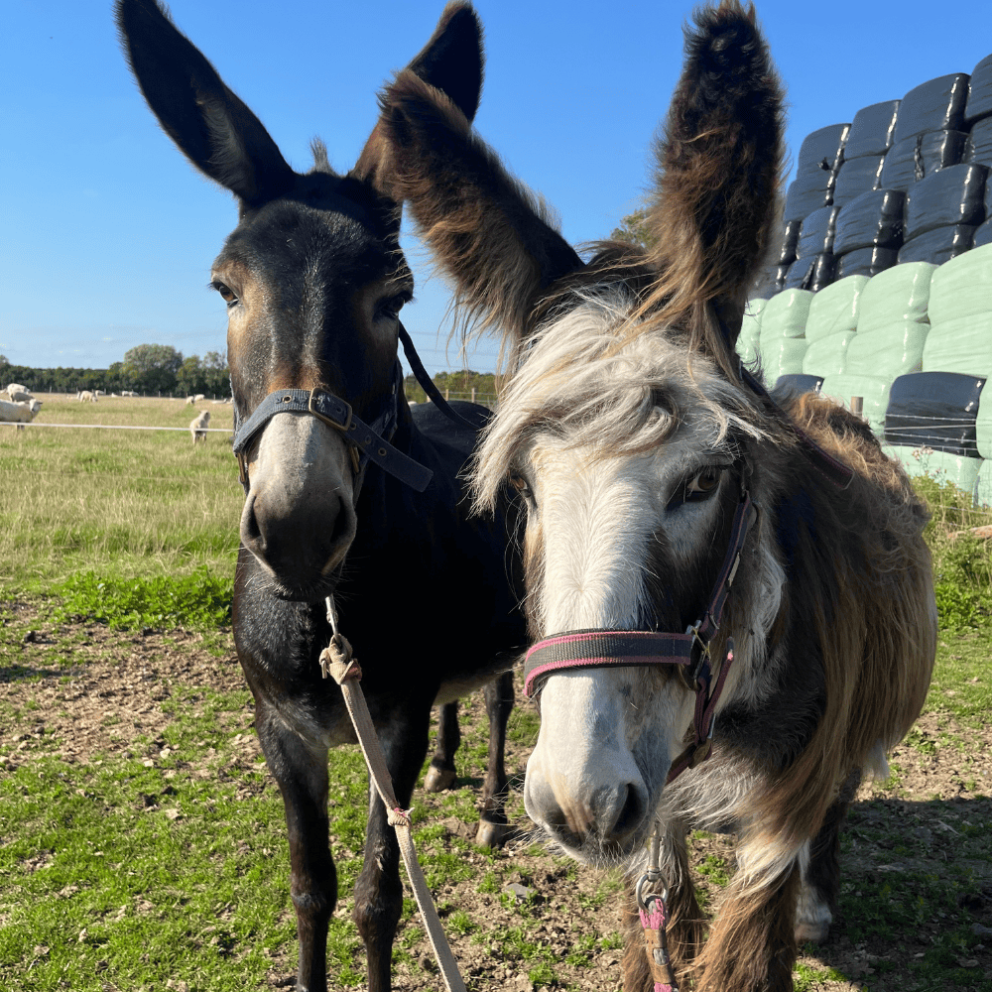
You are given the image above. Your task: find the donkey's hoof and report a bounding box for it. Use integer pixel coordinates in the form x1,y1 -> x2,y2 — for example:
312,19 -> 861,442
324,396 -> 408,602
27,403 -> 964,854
424,764 -> 457,792
475,817 -> 511,849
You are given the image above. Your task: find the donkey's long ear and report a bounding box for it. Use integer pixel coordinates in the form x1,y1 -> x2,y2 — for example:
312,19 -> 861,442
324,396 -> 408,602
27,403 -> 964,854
116,0 -> 295,206
352,3 -> 484,193
642,0 -> 784,366
376,71 -> 584,343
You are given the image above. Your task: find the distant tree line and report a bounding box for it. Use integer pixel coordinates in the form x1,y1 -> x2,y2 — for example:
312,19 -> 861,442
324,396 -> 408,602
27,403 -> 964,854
0,345 -> 230,397
403,369 -> 497,406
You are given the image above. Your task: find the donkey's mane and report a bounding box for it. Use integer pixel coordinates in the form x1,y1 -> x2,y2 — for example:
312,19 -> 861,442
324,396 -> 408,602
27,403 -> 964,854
472,287 -> 768,511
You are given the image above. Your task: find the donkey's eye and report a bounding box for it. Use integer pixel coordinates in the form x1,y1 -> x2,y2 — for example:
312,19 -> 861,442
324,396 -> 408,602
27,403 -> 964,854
508,473 -> 534,503
211,281 -> 239,308
374,294 -> 409,323
669,465 -> 725,509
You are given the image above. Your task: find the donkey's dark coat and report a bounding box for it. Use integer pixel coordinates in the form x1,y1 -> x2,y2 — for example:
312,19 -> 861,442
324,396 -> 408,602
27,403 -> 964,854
116,3 -> 524,990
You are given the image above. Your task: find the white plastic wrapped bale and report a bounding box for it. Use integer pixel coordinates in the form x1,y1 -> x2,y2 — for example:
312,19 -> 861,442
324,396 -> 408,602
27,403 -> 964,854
736,300 -> 766,364
760,337 -> 808,384
802,331 -> 855,376
922,314 -> 992,376
759,288 -> 813,340
804,274 -> 868,342
928,244 -> 992,324
845,320 -> 928,377
819,374 -> 892,434
856,261 -> 937,334
883,444 -> 983,494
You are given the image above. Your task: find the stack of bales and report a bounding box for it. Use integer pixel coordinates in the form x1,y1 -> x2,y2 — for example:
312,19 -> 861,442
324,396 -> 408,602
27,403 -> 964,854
755,290 -> 810,384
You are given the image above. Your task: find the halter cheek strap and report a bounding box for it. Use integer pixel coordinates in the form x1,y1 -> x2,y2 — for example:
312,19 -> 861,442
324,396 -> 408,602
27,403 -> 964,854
522,494 -> 756,785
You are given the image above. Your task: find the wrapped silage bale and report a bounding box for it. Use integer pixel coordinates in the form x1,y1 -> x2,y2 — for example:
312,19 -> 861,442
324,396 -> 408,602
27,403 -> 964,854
880,131 -> 968,190
967,117 -> 992,169
784,173 -> 833,221
884,372 -> 984,456
922,313 -> 992,376
802,331 -> 855,376
883,445 -> 982,493
966,53 -> 992,124
892,73 -> 970,144
844,100 -> 900,159
845,320 -> 928,377
973,389 -> 992,458
760,337 -> 807,383
771,374 -> 822,400
975,220 -> 992,247
736,299 -> 766,364
819,373 -> 892,433
795,206 -> 840,259
857,261 -> 937,334
927,244 -> 992,323
784,254 -> 836,293
904,163 -> 988,240
804,274 -> 868,341
898,224 -> 975,265
833,189 -> 905,256
832,156 -> 885,208
798,123 -> 851,174
973,459 -> 992,508
836,247 -> 898,279
772,219 -> 802,265
760,288 -> 813,339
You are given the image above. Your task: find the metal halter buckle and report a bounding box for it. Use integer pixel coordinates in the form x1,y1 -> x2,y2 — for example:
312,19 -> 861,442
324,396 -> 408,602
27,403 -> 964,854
308,388 -> 353,432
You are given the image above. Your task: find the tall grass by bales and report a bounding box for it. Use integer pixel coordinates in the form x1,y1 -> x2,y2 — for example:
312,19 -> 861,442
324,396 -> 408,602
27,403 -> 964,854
0,395 -> 241,594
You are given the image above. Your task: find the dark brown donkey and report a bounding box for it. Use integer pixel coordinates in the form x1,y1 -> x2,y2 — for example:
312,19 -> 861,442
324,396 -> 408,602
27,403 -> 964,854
116,2 -> 525,990
375,3 -> 936,990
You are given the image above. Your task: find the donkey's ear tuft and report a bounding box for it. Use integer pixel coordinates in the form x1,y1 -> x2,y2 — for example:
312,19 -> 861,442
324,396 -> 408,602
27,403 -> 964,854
406,2 -> 484,125
116,0 -> 295,206
352,2 -> 483,193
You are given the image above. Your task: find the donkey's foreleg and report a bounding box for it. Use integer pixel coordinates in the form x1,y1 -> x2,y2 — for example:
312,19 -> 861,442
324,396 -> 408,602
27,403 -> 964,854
795,767 -> 861,945
692,838 -> 802,992
255,704 -> 335,992
353,713 -> 431,992
476,670 -> 514,848
621,825 -> 705,992
424,701 -> 460,792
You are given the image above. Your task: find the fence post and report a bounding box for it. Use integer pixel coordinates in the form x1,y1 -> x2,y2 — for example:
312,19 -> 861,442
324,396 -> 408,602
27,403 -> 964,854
851,396 -> 864,417
471,387 -> 476,404
445,388 -> 449,401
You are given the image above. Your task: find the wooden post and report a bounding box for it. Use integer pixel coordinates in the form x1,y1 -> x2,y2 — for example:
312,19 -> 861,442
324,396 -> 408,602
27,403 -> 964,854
445,388 -> 449,401
471,387 -> 476,404
851,396 -> 863,417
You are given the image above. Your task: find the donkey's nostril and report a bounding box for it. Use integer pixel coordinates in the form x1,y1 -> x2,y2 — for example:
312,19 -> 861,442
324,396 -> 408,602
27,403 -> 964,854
612,782 -> 645,840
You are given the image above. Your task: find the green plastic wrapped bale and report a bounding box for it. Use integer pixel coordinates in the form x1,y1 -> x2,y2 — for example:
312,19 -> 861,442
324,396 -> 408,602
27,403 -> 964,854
883,444 -> 982,494
804,275 -> 869,342
759,288 -> 814,340
857,261 -> 938,334
976,393 -> 992,459
819,374 -> 892,434
927,244 -> 992,325
844,320 -> 929,377
802,331 -> 856,376
974,460 -> 992,509
737,300 -> 766,363
759,337 -> 808,383
921,314 -> 992,376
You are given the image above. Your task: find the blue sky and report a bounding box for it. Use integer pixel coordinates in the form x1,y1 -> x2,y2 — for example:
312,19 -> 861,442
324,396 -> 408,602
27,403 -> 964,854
2,0 -> 989,376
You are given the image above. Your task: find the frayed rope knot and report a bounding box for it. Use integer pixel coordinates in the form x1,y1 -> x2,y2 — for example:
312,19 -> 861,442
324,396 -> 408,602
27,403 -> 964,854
387,807 -> 412,828
320,633 -> 363,683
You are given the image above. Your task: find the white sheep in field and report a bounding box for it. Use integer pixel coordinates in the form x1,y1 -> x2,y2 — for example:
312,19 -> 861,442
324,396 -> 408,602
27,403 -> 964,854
7,388 -> 32,403
0,398 -> 42,430
78,390 -> 97,402
190,409 -> 211,443
6,383 -> 27,397
193,393 -> 205,402
185,395 -> 196,405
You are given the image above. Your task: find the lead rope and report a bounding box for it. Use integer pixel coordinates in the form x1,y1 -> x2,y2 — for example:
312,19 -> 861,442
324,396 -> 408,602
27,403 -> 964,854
635,831 -> 680,992
320,597 -> 467,992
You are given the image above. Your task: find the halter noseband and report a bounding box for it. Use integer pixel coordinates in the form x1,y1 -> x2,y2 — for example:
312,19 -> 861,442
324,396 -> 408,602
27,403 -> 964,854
231,360 -> 433,494
522,490 -> 757,785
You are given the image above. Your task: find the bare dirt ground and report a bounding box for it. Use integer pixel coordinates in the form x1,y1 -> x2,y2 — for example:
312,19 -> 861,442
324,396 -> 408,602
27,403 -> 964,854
2,604 -> 990,991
